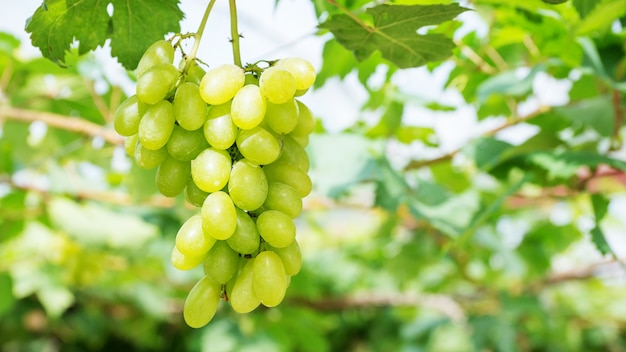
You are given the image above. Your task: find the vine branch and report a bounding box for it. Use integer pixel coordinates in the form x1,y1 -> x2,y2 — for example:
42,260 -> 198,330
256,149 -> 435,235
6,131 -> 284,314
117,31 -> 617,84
0,106 -> 123,146
403,105 -> 551,171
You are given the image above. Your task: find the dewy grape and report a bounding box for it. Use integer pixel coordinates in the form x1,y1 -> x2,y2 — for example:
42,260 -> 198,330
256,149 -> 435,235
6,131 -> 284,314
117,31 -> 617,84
113,38 -> 316,328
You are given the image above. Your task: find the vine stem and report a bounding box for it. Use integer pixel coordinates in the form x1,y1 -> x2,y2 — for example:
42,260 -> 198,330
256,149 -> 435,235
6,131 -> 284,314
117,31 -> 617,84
183,0 -> 217,73
229,0 -> 242,67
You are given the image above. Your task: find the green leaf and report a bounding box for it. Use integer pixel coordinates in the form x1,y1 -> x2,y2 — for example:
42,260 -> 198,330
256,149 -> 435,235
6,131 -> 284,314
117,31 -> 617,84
395,125 -> 436,145
25,0 -> 183,69
0,273 -> 15,317
476,66 -> 542,103
463,137 -> 514,171
319,4 -> 469,68
365,101 -> 404,138
37,284 -> 74,318
109,0 -> 183,69
573,0 -> 600,18
555,95 -> 615,136
590,194 -> 612,254
576,0 -> 626,35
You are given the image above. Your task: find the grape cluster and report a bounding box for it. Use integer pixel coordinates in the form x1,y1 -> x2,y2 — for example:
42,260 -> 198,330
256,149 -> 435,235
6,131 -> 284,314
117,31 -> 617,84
113,40 -> 315,328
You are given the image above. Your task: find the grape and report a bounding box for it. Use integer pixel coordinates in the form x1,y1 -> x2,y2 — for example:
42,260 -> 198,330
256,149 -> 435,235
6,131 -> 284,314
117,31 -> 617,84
203,240 -> 240,284
204,103 -> 238,150
252,250 -> 287,307
199,64 -> 245,105
269,241 -> 302,276
171,245 -> 205,271
167,125 -> 208,161
156,156 -> 190,197
124,134 -> 138,157
256,210 -> 296,248
290,100 -> 315,137
275,58 -> 316,90
185,180 -> 209,207
276,135 -> 309,172
201,191 -> 237,240
183,275 -> 221,328
290,133 -> 309,147
173,82 -> 208,131
137,40 -> 174,77
227,208 -> 261,255
228,159 -> 268,211
134,142 -> 168,169
136,64 -> 179,105
231,84 -> 266,129
138,100 -> 175,150
230,258 -> 260,313
259,67 -> 296,104
236,126 -> 280,165
265,98 -> 299,134
182,60 -> 206,85
113,95 -> 145,136
191,148 -> 231,193
264,182 -> 302,218
263,162 -> 312,197
176,215 -> 216,258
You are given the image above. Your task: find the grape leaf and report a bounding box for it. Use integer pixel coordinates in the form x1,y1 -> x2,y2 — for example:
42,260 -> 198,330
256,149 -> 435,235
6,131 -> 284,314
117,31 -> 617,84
25,0 -> 183,70
319,4 -> 469,68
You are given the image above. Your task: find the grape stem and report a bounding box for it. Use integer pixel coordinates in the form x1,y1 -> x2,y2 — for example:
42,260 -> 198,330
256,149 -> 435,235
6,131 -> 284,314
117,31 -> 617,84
183,0 -> 218,74
229,0 -> 243,67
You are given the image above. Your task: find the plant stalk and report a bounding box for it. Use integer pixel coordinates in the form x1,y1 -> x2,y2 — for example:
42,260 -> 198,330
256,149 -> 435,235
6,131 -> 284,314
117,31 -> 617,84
229,0 -> 243,67
184,0 -> 218,73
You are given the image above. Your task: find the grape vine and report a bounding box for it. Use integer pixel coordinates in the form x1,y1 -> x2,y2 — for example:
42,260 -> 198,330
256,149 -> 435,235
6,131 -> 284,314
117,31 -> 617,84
112,1 -> 315,328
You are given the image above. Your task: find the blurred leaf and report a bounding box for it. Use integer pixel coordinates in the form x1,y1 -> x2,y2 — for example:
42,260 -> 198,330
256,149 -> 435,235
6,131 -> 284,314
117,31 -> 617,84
573,0 -> 600,18
519,222 -> 582,275
569,74 -> 600,100
555,95 -> 614,136
410,190 -> 480,237
319,4 -> 468,68
47,197 -> 159,249
477,66 -> 542,103
366,101 -> 404,138
576,0 -> 626,35
463,137 -> 514,171
590,194 -> 611,254
37,284 -> 74,318
315,38 -> 382,87
0,33 -> 20,54
0,273 -> 15,317
578,37 -> 609,79
396,126 -> 436,145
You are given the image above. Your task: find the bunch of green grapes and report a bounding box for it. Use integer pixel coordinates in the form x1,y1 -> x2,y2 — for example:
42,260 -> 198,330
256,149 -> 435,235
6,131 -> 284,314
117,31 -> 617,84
113,40 -> 316,328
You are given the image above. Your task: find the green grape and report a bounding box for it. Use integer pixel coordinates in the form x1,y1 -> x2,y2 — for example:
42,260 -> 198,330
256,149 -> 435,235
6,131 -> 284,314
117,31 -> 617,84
156,156 -> 190,197
134,142 -> 168,169
264,182 -> 302,218
185,179 -> 209,207
199,64 -> 245,105
230,258 -> 260,313
228,159 -> 268,211
171,245 -> 206,271
265,98 -> 298,134
173,82 -> 207,131
183,275 -> 221,328
294,88 -> 308,97
203,240 -> 240,284
256,210 -> 296,248
137,40 -> 174,78
231,85 -> 266,129
166,125 -> 208,161
225,257 -> 245,301
275,58 -> 316,91
263,162 -> 312,197
176,214 -> 217,258
179,59 -> 206,85
277,135 -> 309,172
124,134 -> 138,157
290,100 -> 315,137
227,208 -> 261,255
201,191 -> 237,240
113,95 -> 145,136
236,126 -> 280,165
259,67 -> 296,104
204,103 -> 238,150
290,133 -> 309,147
252,250 -> 287,307
191,148 -> 231,193
136,64 -> 179,105
269,241 -> 302,276
138,100 -> 175,150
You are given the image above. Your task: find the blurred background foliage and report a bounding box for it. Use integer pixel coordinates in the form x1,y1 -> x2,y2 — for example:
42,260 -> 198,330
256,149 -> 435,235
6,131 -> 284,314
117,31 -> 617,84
1,0 -> 626,351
